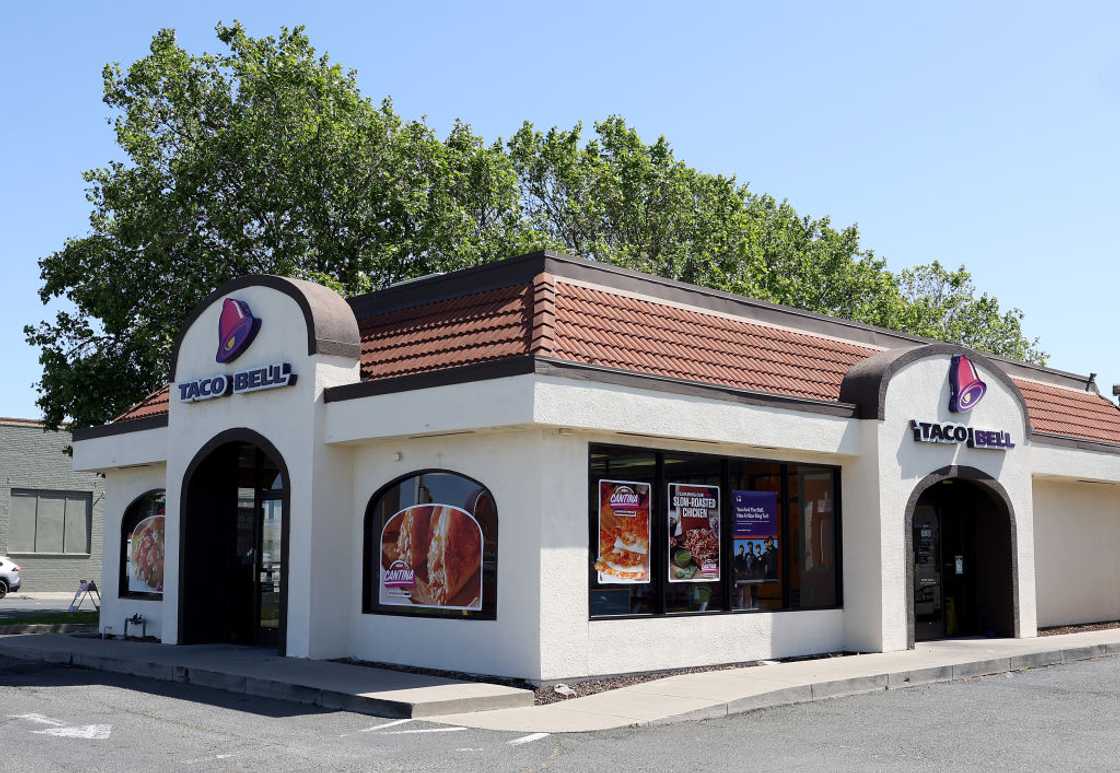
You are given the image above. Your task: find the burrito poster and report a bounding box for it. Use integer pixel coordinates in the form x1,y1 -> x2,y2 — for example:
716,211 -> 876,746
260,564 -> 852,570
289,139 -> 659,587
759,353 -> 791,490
127,514 -> 165,594
595,480 -> 651,584
668,483 -> 721,582
380,504 -> 483,610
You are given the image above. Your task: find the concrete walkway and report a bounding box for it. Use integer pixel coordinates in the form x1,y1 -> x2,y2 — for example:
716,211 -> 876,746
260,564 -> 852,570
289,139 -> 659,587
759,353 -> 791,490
0,634 -> 531,717
432,629 -> 1120,733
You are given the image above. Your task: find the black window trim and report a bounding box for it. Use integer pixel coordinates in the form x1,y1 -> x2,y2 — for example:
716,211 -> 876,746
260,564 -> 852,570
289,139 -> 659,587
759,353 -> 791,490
9,487 -> 94,557
362,468 -> 499,622
118,488 -> 166,601
588,442 -> 844,621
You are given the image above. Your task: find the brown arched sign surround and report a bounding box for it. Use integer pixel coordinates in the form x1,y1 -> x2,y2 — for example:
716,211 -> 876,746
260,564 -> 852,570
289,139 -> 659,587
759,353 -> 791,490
904,465 -> 1020,648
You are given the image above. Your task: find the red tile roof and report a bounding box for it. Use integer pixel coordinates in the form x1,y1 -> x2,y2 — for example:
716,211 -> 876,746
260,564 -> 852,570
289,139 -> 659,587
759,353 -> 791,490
114,386 -> 170,423
109,271 -> 1120,449
1014,378 -> 1120,445
358,284 -> 531,380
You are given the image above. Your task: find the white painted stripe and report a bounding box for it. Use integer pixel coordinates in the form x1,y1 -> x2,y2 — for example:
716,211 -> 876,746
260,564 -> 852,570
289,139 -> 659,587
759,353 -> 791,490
508,732 -> 550,746
358,718 -> 413,733
8,713 -> 65,726
33,724 -> 112,740
385,727 -> 468,735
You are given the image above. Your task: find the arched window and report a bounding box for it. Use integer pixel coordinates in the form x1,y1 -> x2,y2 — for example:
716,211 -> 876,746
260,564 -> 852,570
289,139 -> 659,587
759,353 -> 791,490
119,490 -> 166,600
364,471 -> 497,620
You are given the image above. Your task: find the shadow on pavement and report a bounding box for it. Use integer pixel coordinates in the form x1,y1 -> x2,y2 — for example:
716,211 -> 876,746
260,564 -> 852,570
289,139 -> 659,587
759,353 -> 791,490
0,658 -> 338,719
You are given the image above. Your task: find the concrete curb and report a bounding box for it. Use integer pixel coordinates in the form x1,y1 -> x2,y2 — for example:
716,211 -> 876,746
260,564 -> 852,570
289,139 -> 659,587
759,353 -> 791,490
0,639 -> 532,718
627,645 -> 1120,730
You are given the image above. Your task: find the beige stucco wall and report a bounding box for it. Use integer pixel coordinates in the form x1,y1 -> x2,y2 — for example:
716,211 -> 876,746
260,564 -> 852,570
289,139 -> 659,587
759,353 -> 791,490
98,464 -> 167,639
876,356 -> 1037,649
1033,477 -> 1120,627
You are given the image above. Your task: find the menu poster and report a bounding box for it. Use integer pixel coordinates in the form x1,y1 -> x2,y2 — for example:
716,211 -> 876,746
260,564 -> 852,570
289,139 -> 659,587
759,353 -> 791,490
380,504 -> 484,610
595,480 -> 652,584
668,483 -> 721,583
732,490 -> 779,584
127,514 -> 166,594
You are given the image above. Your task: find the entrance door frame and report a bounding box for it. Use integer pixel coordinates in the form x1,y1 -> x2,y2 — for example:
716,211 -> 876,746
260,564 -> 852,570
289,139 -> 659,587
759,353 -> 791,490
904,465 -> 1019,648
178,427 -> 292,655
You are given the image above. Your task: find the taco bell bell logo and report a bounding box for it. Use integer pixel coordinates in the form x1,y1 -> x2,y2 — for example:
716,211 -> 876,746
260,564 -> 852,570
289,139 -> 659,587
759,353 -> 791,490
948,354 -> 987,413
216,298 -> 261,364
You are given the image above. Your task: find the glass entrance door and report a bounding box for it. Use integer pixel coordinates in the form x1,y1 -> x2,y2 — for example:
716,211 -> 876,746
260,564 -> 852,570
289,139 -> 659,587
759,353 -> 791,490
257,497 -> 283,646
913,504 -> 944,641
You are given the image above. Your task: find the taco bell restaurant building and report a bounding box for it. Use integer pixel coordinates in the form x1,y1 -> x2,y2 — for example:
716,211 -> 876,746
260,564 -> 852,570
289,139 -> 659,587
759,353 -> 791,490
70,251 -> 1120,681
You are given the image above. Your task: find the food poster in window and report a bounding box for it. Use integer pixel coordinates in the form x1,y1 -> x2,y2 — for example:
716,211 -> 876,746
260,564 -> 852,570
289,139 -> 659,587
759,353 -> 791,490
595,480 -> 652,584
732,490 -> 779,584
668,483 -> 721,582
380,504 -> 483,610
127,508 -> 166,595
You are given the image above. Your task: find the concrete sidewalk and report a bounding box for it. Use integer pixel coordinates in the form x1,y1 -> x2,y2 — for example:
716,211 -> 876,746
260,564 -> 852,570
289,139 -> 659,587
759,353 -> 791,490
0,634 -> 532,717
432,629 -> 1120,733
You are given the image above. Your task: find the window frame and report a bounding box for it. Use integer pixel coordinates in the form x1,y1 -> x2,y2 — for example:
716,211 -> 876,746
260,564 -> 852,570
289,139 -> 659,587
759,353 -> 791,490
362,468 -> 499,622
118,489 -> 167,601
588,443 -> 843,621
7,488 -> 94,557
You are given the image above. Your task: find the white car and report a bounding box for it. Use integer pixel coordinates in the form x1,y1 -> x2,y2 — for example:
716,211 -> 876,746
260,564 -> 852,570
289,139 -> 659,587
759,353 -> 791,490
0,555 -> 22,599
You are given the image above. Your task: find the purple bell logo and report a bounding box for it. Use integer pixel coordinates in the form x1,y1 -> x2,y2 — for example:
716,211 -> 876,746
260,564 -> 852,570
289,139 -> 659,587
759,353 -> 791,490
215,298 -> 261,364
948,354 -> 987,413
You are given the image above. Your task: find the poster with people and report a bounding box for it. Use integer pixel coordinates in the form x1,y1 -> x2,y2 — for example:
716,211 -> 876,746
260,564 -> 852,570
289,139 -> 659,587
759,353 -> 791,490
668,483 -> 721,582
379,503 -> 484,610
732,491 -> 779,584
595,480 -> 652,584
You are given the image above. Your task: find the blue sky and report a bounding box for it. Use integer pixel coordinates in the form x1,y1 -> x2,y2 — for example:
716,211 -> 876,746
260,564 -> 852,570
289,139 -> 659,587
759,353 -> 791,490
2,1 -> 1118,418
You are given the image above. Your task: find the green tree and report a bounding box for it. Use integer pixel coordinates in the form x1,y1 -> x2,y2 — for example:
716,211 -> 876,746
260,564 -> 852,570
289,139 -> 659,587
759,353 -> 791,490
26,23 -> 532,429
896,261 -> 1046,363
27,23 -> 1045,431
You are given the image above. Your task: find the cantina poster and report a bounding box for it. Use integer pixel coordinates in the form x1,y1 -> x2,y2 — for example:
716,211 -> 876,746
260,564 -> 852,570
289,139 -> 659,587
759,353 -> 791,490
595,480 -> 651,584
379,504 -> 483,610
733,490 -> 779,584
668,483 -> 721,583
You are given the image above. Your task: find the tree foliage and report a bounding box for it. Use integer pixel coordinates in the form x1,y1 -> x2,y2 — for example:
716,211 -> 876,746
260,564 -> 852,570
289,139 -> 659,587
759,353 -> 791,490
27,24 -> 1045,429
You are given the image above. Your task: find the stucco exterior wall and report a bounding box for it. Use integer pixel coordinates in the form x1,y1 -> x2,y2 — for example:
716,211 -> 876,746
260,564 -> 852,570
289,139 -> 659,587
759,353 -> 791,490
348,430 -> 545,679
98,464 -> 166,638
877,356 -> 1037,648
0,422 -> 104,592
1033,477 -> 1120,627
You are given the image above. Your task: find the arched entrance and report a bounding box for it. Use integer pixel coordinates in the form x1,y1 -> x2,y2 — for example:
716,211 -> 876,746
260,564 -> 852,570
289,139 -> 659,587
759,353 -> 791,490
906,466 -> 1018,645
179,429 -> 289,652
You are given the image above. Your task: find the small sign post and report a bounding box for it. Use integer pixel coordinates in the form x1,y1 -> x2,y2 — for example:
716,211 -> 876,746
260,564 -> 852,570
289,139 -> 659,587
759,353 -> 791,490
68,580 -> 101,612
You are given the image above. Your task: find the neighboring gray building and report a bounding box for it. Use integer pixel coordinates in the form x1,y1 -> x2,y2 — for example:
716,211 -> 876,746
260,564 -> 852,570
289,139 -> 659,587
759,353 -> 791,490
0,418 -> 104,592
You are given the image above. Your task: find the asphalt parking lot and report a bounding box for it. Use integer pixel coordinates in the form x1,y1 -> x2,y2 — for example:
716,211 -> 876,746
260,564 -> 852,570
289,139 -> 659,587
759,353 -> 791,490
3,653 -> 1120,771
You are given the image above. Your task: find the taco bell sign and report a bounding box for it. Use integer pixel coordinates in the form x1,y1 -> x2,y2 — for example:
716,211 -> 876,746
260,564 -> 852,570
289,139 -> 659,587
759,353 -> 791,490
177,297 -> 297,403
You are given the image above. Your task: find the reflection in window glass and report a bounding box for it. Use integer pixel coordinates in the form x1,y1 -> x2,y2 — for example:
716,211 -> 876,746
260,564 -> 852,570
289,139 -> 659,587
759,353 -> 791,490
365,471 -> 498,620
590,448 -> 656,616
788,466 -> 837,609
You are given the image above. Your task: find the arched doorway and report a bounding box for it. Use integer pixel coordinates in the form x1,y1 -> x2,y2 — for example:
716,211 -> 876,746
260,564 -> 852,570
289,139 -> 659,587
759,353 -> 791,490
179,430 -> 289,651
907,467 -> 1018,644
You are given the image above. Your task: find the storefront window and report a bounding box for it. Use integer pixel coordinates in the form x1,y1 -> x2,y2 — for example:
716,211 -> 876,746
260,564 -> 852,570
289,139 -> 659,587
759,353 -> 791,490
589,445 -> 841,619
664,455 -> 722,613
788,465 -> 839,609
729,461 -> 783,611
364,470 -> 498,620
589,448 -> 656,616
119,490 -> 166,600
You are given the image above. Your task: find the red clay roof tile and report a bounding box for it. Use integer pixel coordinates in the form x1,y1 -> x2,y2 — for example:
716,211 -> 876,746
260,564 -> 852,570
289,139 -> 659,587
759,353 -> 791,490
108,273 -> 1120,449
